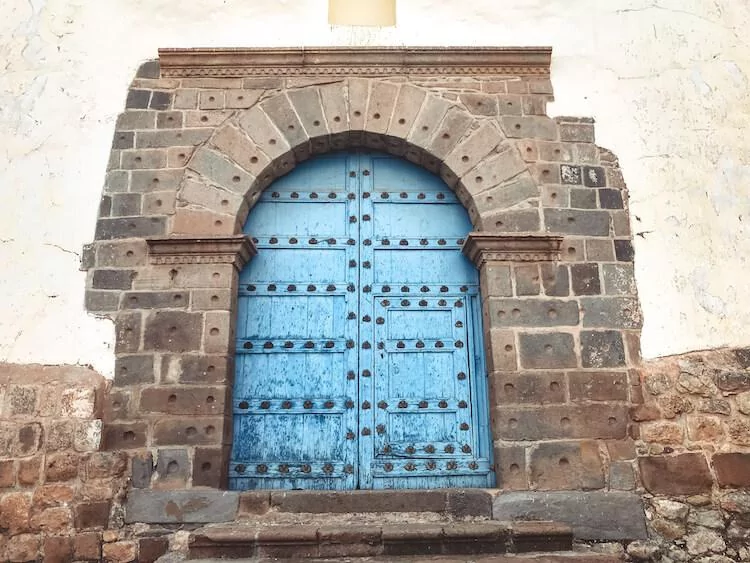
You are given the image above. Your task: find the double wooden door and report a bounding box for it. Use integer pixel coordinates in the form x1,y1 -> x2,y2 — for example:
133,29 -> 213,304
230,152 -> 493,490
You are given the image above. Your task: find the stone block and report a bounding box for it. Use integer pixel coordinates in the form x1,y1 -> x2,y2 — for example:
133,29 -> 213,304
43,535 -> 73,563
8,386 -> 36,415
0,459 -> 14,488
714,370 -> 750,392
30,506 -> 72,533
91,269 -> 136,291
559,123 -> 595,143
492,491 -> 646,540
489,299 -> 579,328
571,264 -> 601,296
610,461 -> 636,490
184,109 -> 234,128
261,93 -> 308,150
122,290 -> 188,310
225,89 -> 262,110
189,147 -> 255,195
460,93 -> 498,116
514,264 -> 540,296
210,124 -> 270,178
156,111 -> 183,129
408,95 -> 451,148
495,404 -> 627,440
713,453 -> 750,487
85,290 -> 119,312
5,534 -> 40,562
131,451 -> 153,488
569,371 -> 628,402
130,169 -> 183,192
114,355 -> 154,386
361,81 -> 397,135
203,310 -> 233,354
138,537 -> 169,563
639,454 -> 713,495
120,149 -> 167,170
0,492 -> 32,534
86,452 -> 127,480
112,131 -> 134,150
581,297 -> 642,329
72,532 -> 101,561
179,355 -> 231,384
172,208 -> 237,236
102,541 -> 137,563
541,264 -> 569,297
583,166 -> 607,187
193,446 -> 228,488
135,128 -> 211,148
95,217 -> 167,240
149,91 -> 172,110
116,110 -> 156,130
687,415 -> 724,442
155,448 -> 190,488
144,311 -> 203,352
166,146 -> 193,168
152,417 -> 224,446
318,82 -> 349,136
442,122 -> 505,184
585,239 -> 614,262
198,90 -> 224,110
495,371 -> 565,405
641,421 -> 684,443
500,116 -> 557,140
14,423 -> 43,456
570,188 -> 596,209
541,185 -> 568,207
495,445 -> 527,490
44,453 -> 79,483
485,329 -> 517,372
529,441 -> 605,490
480,263 -> 512,298
544,209 -> 610,236
462,149 -> 528,197
125,489 -> 239,523
101,422 -> 147,450
17,456 -> 42,486
602,264 -> 636,296
110,193 -> 142,217
473,173 -> 539,215
139,386 -> 224,415
237,105 -> 293,162
614,239 -> 634,262
580,330 -> 626,368
518,332 -> 577,369
728,417 -> 750,445
426,107 -> 473,160
126,89 -> 151,109
599,189 -> 623,209
479,208 -> 540,232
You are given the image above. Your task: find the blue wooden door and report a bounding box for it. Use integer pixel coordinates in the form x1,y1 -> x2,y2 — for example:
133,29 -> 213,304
230,152 -> 493,490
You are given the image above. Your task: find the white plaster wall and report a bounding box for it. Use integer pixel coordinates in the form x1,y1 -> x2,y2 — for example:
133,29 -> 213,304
1,0 -> 749,376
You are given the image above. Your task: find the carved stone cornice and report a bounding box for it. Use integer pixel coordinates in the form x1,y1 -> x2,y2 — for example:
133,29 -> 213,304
147,236 -> 257,270
158,47 -> 552,78
462,233 -> 563,267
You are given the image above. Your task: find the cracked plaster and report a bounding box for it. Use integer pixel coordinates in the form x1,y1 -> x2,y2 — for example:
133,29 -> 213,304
0,0 -> 749,375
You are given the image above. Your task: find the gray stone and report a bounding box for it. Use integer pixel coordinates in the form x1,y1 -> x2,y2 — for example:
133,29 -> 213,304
480,209 -> 540,232
715,370 -> 750,392
408,95 -> 451,148
518,332 -> 577,369
426,107 -> 473,159
95,217 -> 167,240
473,173 -> 539,215
122,291 -> 189,310
580,330 -> 626,368
736,391 -> 750,414
570,188 -> 596,208
131,451 -> 153,488
117,110 -> 157,130
652,499 -> 690,520
189,147 -> 255,195
92,269 -> 136,290
136,129 -> 211,148
114,355 -> 155,386
463,149 -> 528,197
489,299 -> 579,327
130,169 -> 183,192
125,490 -> 239,524
482,263 -> 512,297
580,297 -> 642,329
491,491 -> 647,540
602,264 -> 637,296
237,105 -> 293,161
442,122 -> 505,182
111,193 -> 142,217
698,398 -> 731,415
609,461 -> 636,490
688,510 -> 725,529
685,530 -> 725,555
363,81 -> 399,135
541,264 -> 569,297
288,87 -> 329,139
156,448 -> 190,484
500,116 -> 557,140
85,290 -> 120,312
514,264 -> 540,296
626,540 -> 662,561
544,209 -> 610,236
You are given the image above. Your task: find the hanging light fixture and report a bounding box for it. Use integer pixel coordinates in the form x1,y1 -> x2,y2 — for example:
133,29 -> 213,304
328,0 -> 396,27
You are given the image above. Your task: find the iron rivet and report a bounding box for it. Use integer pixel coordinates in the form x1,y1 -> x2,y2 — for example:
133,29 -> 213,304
437,193 -> 445,200
382,285 -> 391,292
305,341 -> 314,349
457,239 -> 465,245
323,463 -> 334,474
376,424 -> 385,434
268,284 -> 277,291
288,235 -> 297,243
348,284 -> 355,292
382,239 -> 390,246
345,400 -> 354,408
397,341 -> 405,349
401,300 -> 410,306
362,428 -> 371,436
363,261 -> 371,269
381,192 -> 389,199
291,192 -> 299,199
363,315 -> 371,322
327,284 -> 336,292
383,445 -> 392,453
283,341 -> 293,348
310,192 -> 318,199
416,341 -> 424,348
349,259 -> 357,267
362,341 -> 371,349
425,445 -> 435,454
279,464 -> 289,473
363,214 -> 371,221
455,340 -> 464,348
346,431 -> 355,440
440,286 -> 449,292
376,317 -> 385,324
378,342 -> 385,349
349,171 -> 356,177
384,463 -> 393,472
456,321 -> 464,328
455,301 -> 464,308
301,464 -> 311,473
399,239 -> 408,246
421,286 -> 429,293
461,423 -> 470,431
247,285 -> 256,291
462,445 -> 472,453
362,401 -> 371,410
349,215 -> 357,223
426,461 -> 436,469
447,461 -> 457,470
398,400 -> 408,408
445,445 -> 455,453
325,341 -> 334,349
282,401 -> 292,409
420,239 -> 428,245
469,462 -> 478,470
400,192 -> 408,198
348,193 -> 355,200
460,285 -> 468,293
272,192 -> 280,198
438,299 -> 447,306
348,238 -> 356,245
287,284 -> 296,292
457,372 -> 467,380
304,400 -> 313,409
329,192 -> 337,199
363,239 -> 372,246
363,170 -> 370,176
269,237 -> 278,244
378,401 -> 388,409
405,462 -> 416,471
362,369 -> 371,377
236,464 -> 246,474
264,342 -> 274,349
438,239 -> 447,246
418,193 -> 426,199
419,400 -> 428,408
459,401 -> 468,408
436,341 -> 444,348
252,237 -> 258,243
382,300 -> 390,306
401,286 -> 410,292
347,371 -> 356,380
363,192 -> 370,198
363,285 -> 371,293
347,312 -> 356,320
344,465 -> 353,474
328,238 -> 336,244
243,342 -> 253,349
406,446 -> 415,454
260,401 -> 270,409
239,401 -> 249,409
324,401 -> 334,408
309,238 -> 318,245
419,300 -> 427,307
307,284 -> 316,291
439,400 -> 448,408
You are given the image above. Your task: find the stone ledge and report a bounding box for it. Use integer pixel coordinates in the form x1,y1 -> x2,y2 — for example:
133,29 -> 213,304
492,491 -> 647,541
125,490 -> 239,524
158,46 -> 552,78
146,236 -> 256,270
462,233 -> 564,267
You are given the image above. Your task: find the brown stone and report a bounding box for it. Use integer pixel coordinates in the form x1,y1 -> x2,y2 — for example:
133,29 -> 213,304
86,451 -> 128,479
30,507 -> 72,533
101,422 -> 147,450
193,446 -> 228,488
0,460 -> 14,488
5,534 -> 40,563
713,453 -> 750,487
144,311 -> 204,352
102,541 -> 137,563
33,484 -> 76,508
238,491 -> 271,515
75,501 -> 111,530
529,441 -> 605,490
139,386 -> 225,415
495,404 -> 628,440
641,421 -> 684,444
639,454 -> 713,495
687,415 -> 724,442
152,417 -> 225,446
728,418 -> 750,446
629,404 -> 661,422
138,537 -> 169,563
43,536 -> 73,563
45,453 -> 80,482
0,492 -> 32,534
495,372 -> 566,405
17,456 -> 42,486
658,393 -> 693,418
495,445 -> 527,490
568,371 -> 628,402
73,532 -> 101,561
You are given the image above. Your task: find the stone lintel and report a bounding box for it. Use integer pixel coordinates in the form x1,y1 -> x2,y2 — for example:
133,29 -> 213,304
147,236 -> 257,270
462,233 -> 563,267
158,46 -> 552,78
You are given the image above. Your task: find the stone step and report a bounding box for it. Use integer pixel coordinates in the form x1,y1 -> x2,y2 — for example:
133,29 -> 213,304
186,557 -> 620,563
188,521 -> 573,560
239,489 -> 494,518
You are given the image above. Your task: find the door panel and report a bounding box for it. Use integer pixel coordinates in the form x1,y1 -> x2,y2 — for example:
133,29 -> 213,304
230,151 -> 493,490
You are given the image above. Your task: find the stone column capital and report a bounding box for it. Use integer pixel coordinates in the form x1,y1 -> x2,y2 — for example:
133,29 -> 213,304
147,235 -> 257,270
461,233 -> 563,268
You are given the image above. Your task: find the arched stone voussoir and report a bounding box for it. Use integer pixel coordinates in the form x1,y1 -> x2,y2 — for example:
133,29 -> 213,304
177,78 -> 541,235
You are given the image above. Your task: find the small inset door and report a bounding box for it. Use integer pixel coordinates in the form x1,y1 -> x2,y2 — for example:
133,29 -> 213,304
230,152 -> 493,490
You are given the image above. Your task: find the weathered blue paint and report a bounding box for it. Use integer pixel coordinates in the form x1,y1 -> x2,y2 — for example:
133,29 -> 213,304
230,152 -> 494,490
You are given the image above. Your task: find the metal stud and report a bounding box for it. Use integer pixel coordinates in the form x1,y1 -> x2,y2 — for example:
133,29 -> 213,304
419,401 -> 428,408
323,463 -> 334,474
346,431 -> 355,440
304,400 -> 313,409
362,401 -> 371,410
283,341 -> 293,349
382,239 -> 390,246
457,372 -> 467,381
363,285 -> 371,293
252,237 -> 259,243
445,445 -> 455,453
435,341 -> 444,348
455,301 -> 464,308
247,285 -> 256,291
462,445 -> 472,453
460,423 -> 470,431
384,463 -> 393,472
282,401 -> 292,409
301,464 -> 311,473
362,428 -> 371,436
405,462 -> 417,471
362,369 -> 371,377
363,170 -> 370,176
399,239 -> 408,246
325,341 -> 334,349
363,192 -> 370,198
438,300 -> 447,306
348,238 -> 356,245
324,400 -> 334,409
310,192 -> 318,199
457,239 -> 465,245
272,192 -> 280,198
405,446 -> 415,454
264,342 -> 274,349
455,321 -> 463,328
421,286 -> 429,293
418,193 -> 426,199
437,193 -> 445,200
383,445 -> 392,454
425,445 -> 435,454
376,317 -> 385,325
291,192 -> 299,198
236,464 -> 246,474
348,284 -> 355,292
347,371 -> 356,380
345,400 -> 354,409
347,312 -> 356,320
349,215 -> 357,223
401,299 -> 410,306
401,286 -> 410,293
426,461 -> 436,470
289,237 -> 298,244
420,239 -> 428,245
344,465 -> 354,474
381,192 -> 389,199
305,341 -> 314,349
327,284 -> 336,292
260,401 -> 270,409
455,340 -> 464,348
362,214 -> 371,221
287,284 -> 296,292
377,342 -> 385,350
363,261 -> 371,269
447,461 -> 457,470
438,239 -> 447,246
328,238 -> 337,245
400,192 -> 408,198
469,462 -> 478,470
397,341 -> 405,349
269,237 -> 278,244
243,342 -> 253,349
348,192 -> 356,200
328,192 -> 337,199
362,341 -> 371,349
416,341 -> 424,349
239,401 -> 249,409
460,285 -> 468,293
382,300 -> 390,306
376,424 -> 385,435
349,171 -> 356,178
268,284 -> 277,292
309,238 -> 318,245
378,401 -> 388,409
279,464 -> 289,474
308,284 -> 316,292
382,285 -> 391,292
398,400 -> 408,408
349,260 -> 357,267
363,239 -> 372,246
439,400 -> 448,408
459,401 -> 468,408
